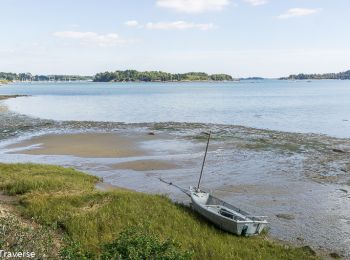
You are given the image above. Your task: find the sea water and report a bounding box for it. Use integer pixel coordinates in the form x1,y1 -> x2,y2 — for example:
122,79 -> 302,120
1,79 -> 350,138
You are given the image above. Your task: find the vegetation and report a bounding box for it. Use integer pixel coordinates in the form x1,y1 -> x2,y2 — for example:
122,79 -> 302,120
280,70 -> 350,80
0,70 -> 234,83
0,163 -> 318,259
100,227 -> 192,260
93,70 -> 234,82
0,72 -> 93,82
0,214 -> 60,258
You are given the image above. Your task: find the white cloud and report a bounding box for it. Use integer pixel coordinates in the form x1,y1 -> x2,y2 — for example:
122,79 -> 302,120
52,31 -> 131,47
125,20 -> 140,27
278,8 -> 321,19
125,20 -> 215,30
145,21 -> 215,30
156,0 -> 230,13
244,0 -> 267,6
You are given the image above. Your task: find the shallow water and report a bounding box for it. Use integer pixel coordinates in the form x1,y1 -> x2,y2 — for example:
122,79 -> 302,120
1,80 -> 350,138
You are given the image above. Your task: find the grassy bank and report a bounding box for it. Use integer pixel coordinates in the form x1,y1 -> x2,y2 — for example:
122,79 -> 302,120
0,163 -> 318,259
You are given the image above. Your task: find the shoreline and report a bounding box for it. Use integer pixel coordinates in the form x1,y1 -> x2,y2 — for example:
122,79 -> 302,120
0,94 -> 28,100
1,130 -> 349,257
0,163 -> 320,259
0,103 -> 349,257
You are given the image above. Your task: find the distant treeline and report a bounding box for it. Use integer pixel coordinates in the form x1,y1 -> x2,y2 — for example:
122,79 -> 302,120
93,70 -> 234,82
280,70 -> 350,80
0,72 -> 93,82
1,70 -> 234,82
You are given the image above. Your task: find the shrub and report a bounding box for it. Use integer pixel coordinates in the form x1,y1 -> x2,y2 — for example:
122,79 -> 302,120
100,227 -> 192,260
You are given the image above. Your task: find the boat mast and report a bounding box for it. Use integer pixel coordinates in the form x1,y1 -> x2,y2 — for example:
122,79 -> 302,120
197,131 -> 211,189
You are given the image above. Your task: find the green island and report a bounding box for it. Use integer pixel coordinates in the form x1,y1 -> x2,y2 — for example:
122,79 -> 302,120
0,163 -> 318,259
93,70 -> 234,82
280,70 -> 350,80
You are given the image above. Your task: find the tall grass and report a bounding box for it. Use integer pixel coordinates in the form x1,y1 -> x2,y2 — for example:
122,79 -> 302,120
0,163 -> 318,259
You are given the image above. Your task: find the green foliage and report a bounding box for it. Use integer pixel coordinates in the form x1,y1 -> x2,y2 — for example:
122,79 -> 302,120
0,72 -> 17,81
93,70 -> 233,82
59,239 -> 93,260
0,163 -> 319,259
0,72 -> 93,82
101,226 -> 192,260
281,70 -> 350,80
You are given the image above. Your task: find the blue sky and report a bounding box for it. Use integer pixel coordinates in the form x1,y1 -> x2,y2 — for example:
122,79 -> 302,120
0,0 -> 349,77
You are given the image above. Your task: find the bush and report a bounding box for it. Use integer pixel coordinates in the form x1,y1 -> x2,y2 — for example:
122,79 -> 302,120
59,239 -> 93,260
100,227 -> 192,260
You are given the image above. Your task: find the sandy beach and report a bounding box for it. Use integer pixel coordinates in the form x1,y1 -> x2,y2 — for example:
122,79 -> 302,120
6,133 -> 148,158
4,132 -> 183,172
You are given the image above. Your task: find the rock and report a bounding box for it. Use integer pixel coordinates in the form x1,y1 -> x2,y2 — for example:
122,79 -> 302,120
301,246 -> 316,256
329,252 -> 342,259
276,213 -> 295,220
148,132 -> 155,136
332,148 -> 346,153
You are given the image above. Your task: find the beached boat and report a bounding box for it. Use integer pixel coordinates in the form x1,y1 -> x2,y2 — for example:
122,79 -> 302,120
160,131 -> 268,236
189,186 -> 268,235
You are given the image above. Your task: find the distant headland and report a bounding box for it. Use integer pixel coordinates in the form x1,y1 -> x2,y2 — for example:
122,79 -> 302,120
280,70 -> 350,80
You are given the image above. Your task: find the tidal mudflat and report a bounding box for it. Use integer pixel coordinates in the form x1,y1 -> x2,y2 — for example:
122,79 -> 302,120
1,88 -> 350,258
0,103 -> 349,258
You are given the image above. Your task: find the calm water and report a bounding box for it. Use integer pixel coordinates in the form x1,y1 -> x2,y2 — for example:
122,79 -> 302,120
1,80 -> 350,137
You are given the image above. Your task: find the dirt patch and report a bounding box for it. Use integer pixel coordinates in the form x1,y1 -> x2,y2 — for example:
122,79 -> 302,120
0,192 -> 17,203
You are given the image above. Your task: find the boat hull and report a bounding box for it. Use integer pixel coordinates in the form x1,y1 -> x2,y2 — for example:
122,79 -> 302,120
190,188 -> 267,236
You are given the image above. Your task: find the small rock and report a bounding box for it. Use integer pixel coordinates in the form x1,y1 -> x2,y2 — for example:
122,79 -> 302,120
301,246 -> 316,256
148,132 -> 155,136
276,213 -> 295,220
329,252 -> 342,259
332,148 -> 346,153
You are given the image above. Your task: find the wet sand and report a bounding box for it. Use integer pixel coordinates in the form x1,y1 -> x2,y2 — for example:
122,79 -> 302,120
6,133 -> 148,158
4,132 -> 181,172
112,160 -> 178,171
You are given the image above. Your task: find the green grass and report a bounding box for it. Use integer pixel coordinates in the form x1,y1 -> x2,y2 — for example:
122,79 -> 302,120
0,163 -> 318,259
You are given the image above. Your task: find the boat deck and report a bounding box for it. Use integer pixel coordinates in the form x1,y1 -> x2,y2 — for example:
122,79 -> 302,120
206,205 -> 249,221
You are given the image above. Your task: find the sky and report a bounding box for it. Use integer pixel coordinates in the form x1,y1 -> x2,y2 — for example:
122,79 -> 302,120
0,0 -> 349,78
